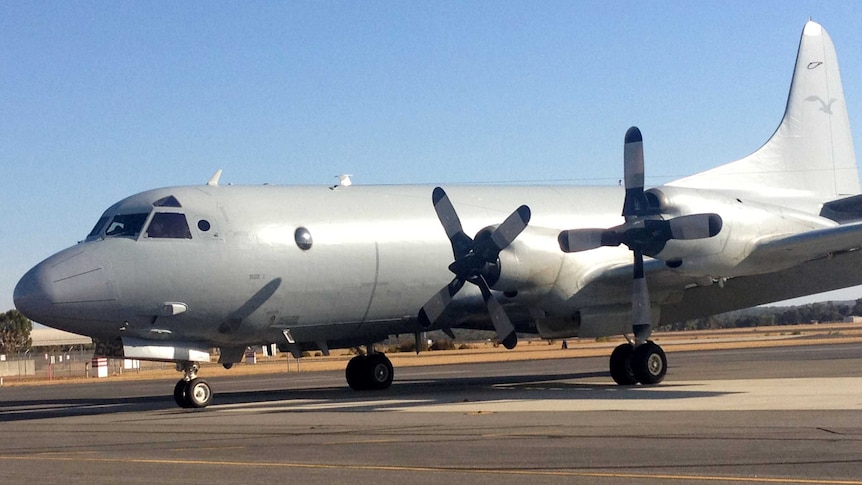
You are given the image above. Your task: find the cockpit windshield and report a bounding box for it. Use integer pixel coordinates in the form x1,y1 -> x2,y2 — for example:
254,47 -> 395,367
87,216 -> 109,239
85,195 -> 196,241
104,213 -> 149,238
146,212 -> 192,239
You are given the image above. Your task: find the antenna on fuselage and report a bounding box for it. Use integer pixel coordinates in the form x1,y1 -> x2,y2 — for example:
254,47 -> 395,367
207,169 -> 223,186
330,174 -> 353,190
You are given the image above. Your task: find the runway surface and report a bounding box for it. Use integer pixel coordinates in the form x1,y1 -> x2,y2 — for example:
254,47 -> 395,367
1,344 -> 861,484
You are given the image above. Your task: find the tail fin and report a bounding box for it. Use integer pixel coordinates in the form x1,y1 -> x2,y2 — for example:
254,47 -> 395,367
669,21 -> 859,201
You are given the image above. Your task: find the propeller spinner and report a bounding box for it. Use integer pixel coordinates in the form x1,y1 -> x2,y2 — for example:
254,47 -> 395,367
418,187 -> 530,349
558,127 -> 722,345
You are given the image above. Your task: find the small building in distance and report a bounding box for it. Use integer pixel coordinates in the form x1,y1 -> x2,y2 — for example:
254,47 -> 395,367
30,327 -> 92,349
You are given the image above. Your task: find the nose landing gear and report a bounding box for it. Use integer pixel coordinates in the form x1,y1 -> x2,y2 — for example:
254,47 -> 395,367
174,361 -> 213,409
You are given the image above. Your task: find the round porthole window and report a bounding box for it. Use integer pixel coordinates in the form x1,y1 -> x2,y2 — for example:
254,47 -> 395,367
294,227 -> 313,250
198,220 -> 211,232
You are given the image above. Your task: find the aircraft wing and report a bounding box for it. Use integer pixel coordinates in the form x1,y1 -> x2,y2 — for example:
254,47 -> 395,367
656,222 -> 862,325
660,246 -> 862,324
741,222 -> 862,269
573,222 -> 862,330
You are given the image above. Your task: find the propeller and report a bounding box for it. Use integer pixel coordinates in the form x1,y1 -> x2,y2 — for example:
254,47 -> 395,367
558,127 -> 723,344
418,187 -> 530,349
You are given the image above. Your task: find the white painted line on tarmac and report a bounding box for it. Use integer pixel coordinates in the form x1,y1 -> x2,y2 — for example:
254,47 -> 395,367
205,378 -> 862,414
214,399 -> 430,413
388,377 -> 862,413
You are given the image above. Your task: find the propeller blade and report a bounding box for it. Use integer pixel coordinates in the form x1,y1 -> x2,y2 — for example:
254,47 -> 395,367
418,278 -> 464,328
558,228 -> 610,253
422,187 -> 528,350
631,250 -> 652,344
668,213 -> 723,240
622,126 -> 649,219
432,187 -> 473,259
489,205 -> 531,254
557,127 -> 721,347
476,275 -> 517,349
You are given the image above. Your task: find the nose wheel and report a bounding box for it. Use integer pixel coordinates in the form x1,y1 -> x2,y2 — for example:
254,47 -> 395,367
173,361 -> 213,408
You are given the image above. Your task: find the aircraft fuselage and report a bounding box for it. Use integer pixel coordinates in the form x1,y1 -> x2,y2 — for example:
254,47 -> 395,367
16,181 -> 841,355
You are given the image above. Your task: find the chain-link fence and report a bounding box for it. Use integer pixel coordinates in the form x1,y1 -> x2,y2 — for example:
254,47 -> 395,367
2,348 -> 88,381
0,348 -> 169,383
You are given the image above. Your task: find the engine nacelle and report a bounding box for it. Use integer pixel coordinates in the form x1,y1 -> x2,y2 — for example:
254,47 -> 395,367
535,304 -> 662,340
647,186 -> 836,277
491,226 -> 566,299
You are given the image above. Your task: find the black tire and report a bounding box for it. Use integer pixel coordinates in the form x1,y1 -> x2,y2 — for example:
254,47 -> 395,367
173,379 -> 191,408
186,378 -> 213,408
631,341 -> 667,385
609,343 -> 637,385
365,353 -> 394,390
346,355 -> 369,390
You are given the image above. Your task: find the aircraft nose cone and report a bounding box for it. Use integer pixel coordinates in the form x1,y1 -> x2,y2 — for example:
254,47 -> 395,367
13,247 -> 117,328
13,263 -> 52,322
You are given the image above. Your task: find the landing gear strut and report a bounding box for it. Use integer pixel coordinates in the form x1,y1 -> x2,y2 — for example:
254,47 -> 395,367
609,341 -> 666,386
346,351 -> 394,391
174,361 -> 213,409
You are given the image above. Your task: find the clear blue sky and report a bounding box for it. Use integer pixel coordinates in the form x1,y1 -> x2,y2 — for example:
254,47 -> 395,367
3,1 -> 862,312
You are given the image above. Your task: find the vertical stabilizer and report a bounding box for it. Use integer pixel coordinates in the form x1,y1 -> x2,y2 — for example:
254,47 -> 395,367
670,21 -> 859,202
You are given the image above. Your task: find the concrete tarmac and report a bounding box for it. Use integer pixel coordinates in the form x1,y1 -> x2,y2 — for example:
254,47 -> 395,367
1,343 -> 861,484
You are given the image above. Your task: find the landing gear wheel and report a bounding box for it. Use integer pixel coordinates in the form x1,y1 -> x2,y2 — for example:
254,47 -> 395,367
631,341 -> 667,385
609,343 -> 637,385
346,355 -> 369,390
365,353 -> 394,390
172,361 -> 212,409
174,379 -> 191,408
186,378 -> 213,408
346,353 -> 394,391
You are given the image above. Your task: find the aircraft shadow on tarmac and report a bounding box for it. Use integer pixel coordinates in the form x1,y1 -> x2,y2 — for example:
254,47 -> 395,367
0,369 -> 734,422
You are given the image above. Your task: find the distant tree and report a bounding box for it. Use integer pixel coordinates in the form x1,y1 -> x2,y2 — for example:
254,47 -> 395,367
776,308 -> 801,325
0,310 -> 32,354
735,315 -> 760,328
807,302 -> 845,323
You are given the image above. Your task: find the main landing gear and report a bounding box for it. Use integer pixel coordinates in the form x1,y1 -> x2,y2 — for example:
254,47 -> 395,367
609,341 -> 667,386
174,361 -> 213,409
345,351 -> 394,391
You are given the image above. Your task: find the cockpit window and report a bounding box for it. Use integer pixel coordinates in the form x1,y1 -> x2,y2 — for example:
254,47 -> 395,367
146,212 -> 192,239
87,216 -> 109,239
153,195 -> 182,208
105,213 -> 149,238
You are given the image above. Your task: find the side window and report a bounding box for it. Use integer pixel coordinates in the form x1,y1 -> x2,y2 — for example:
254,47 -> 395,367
105,213 -> 149,238
146,213 -> 192,239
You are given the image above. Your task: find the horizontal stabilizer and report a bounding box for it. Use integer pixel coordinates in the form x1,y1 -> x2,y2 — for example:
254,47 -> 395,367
820,194 -> 862,223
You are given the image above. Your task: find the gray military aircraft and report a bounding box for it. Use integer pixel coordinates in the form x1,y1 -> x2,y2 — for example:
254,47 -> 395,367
14,21 -> 862,408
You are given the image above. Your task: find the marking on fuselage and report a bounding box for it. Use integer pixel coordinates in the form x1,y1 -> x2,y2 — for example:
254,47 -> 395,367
805,95 -> 838,114
358,241 -> 381,324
